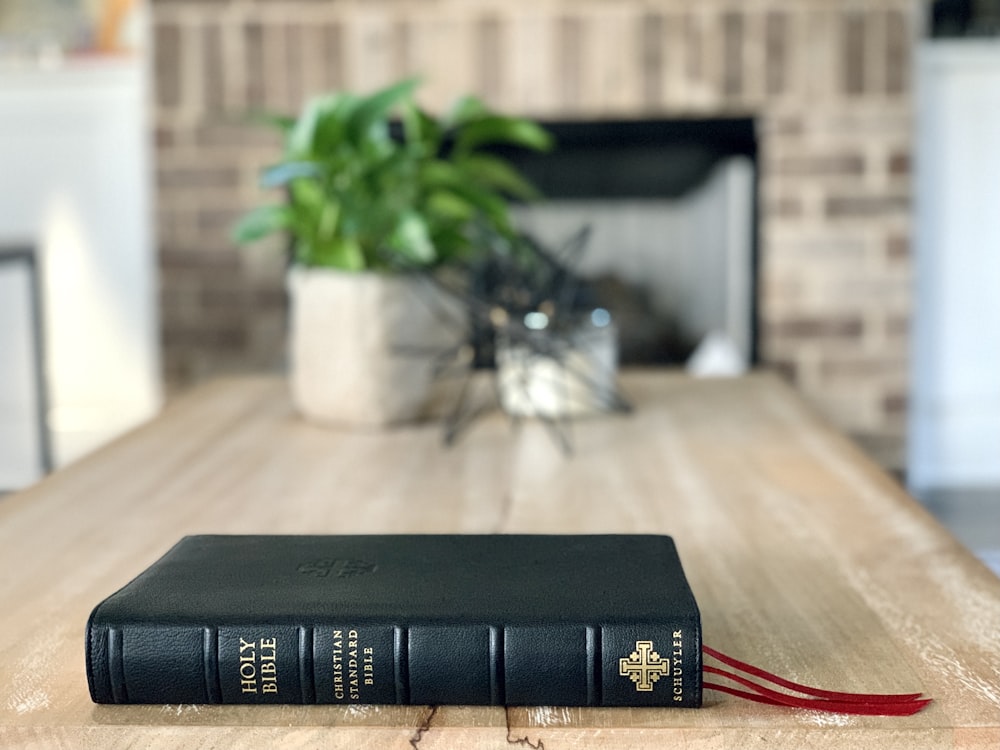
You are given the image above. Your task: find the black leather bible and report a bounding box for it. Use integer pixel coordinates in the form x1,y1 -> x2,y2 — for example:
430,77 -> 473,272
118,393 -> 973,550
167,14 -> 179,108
87,534 -> 702,707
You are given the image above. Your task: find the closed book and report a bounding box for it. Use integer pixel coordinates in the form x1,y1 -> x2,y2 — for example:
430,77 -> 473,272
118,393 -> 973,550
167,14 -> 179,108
87,534 -> 702,707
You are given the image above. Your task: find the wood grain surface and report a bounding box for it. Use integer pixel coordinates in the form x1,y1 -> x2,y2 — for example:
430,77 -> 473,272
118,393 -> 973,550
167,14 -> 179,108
1,371 -> 998,749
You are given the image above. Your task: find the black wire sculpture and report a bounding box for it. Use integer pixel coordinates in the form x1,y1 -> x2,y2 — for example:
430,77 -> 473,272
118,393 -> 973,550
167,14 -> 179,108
392,223 -> 631,455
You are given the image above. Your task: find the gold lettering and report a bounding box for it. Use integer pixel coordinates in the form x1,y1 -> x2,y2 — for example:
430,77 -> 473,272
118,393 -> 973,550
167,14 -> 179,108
363,646 -> 375,686
349,654 -> 359,699
332,630 -> 345,700
331,628 -> 378,700
240,658 -> 257,694
235,635 -> 280,696
347,631 -> 360,699
261,637 -> 278,696
671,631 -> 684,702
239,637 -> 257,693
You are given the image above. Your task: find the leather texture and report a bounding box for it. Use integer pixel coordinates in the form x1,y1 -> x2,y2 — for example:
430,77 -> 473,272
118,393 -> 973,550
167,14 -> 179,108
87,534 -> 702,707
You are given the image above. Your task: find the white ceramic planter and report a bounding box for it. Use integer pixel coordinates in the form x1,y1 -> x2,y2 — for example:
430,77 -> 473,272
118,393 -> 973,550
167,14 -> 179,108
287,267 -> 458,427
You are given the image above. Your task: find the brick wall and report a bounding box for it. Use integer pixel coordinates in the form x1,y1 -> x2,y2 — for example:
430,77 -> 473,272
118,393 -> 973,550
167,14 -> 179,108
153,0 -> 920,470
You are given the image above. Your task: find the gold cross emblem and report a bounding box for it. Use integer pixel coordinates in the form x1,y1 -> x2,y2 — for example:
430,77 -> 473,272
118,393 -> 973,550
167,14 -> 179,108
619,641 -> 669,692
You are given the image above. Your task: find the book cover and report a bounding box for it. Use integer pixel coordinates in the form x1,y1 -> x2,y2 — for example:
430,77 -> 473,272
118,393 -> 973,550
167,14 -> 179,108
87,534 -> 702,707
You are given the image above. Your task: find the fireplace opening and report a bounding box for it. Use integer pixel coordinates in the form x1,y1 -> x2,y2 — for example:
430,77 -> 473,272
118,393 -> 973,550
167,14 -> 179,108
496,118 -> 758,367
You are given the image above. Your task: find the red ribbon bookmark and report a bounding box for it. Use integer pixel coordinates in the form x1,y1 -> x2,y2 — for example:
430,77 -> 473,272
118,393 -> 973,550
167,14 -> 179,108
702,645 -> 931,716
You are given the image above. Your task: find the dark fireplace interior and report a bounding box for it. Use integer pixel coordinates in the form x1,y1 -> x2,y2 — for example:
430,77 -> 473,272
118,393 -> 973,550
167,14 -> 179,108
497,118 -> 759,366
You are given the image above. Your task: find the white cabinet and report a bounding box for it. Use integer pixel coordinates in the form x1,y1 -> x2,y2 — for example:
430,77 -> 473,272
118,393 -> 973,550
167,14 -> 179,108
910,42 -> 1000,491
0,62 -> 161,489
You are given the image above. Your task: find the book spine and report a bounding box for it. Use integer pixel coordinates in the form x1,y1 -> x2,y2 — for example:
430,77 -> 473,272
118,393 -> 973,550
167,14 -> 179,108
88,619 -> 701,707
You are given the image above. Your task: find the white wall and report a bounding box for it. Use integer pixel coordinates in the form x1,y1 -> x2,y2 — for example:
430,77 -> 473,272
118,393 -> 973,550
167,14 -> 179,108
910,42 -> 1000,491
0,259 -> 44,488
0,62 -> 161,488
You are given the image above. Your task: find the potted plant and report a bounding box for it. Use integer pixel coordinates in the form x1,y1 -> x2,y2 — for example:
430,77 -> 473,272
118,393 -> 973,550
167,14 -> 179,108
233,78 -> 552,426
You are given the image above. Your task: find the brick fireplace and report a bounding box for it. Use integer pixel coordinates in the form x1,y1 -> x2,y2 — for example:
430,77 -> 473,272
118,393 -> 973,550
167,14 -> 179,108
153,0 -> 918,470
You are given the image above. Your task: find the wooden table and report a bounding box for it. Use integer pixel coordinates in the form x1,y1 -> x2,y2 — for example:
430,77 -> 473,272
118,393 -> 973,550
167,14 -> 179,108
2,371 -> 998,748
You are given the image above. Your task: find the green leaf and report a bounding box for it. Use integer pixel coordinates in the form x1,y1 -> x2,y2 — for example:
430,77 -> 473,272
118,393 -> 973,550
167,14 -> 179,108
445,95 -> 490,127
290,179 -> 327,215
457,154 -> 542,200
332,238 -> 366,270
428,225 -> 472,263
419,159 -> 460,188
306,237 -> 365,270
286,93 -> 365,157
287,95 -> 334,157
288,179 -> 336,251
389,211 -> 436,265
231,205 -> 292,244
400,102 -> 423,148
401,104 -> 442,157
418,159 -> 515,230
453,116 -> 554,156
259,162 -> 322,188
346,77 -> 420,145
425,190 -> 476,222
314,95 -> 363,155
448,182 -> 511,227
